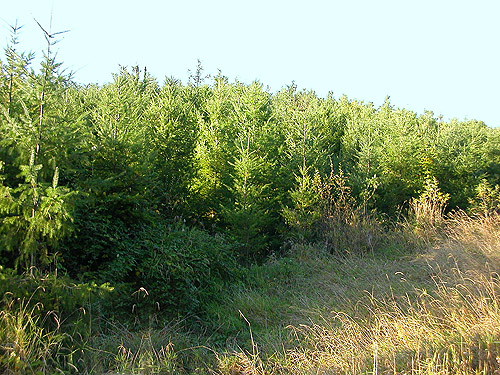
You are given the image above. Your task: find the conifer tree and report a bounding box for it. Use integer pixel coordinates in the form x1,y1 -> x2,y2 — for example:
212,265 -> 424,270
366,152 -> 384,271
144,76 -> 198,216
0,22 -> 75,271
62,66 -> 156,278
281,165 -> 322,241
222,120 -> 272,258
191,73 -> 236,221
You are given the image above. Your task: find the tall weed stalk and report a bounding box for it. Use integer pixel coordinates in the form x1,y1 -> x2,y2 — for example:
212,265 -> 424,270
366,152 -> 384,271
315,165 -> 387,255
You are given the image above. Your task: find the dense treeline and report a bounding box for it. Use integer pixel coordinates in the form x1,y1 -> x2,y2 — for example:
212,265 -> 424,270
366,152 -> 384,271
1,28 -> 499,316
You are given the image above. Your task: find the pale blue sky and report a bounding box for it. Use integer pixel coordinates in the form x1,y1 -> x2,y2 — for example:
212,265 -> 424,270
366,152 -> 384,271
1,0 -> 499,127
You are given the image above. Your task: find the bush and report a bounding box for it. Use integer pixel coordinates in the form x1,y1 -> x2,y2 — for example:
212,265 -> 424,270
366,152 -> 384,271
135,223 -> 240,318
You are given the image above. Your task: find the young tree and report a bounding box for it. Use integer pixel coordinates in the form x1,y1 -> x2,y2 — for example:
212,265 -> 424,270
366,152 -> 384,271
191,73 -> 236,222
62,67 -> 157,278
0,22 -> 75,271
143,77 -> 198,217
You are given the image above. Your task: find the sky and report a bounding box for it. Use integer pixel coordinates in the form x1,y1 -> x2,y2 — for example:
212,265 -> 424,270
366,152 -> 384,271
1,0 -> 499,127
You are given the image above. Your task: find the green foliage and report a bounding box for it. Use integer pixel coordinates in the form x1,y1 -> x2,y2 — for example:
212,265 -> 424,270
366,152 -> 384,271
59,68 -> 156,277
434,119 -> 492,208
282,165 -> 322,242
220,86 -> 276,258
0,23 -> 34,125
144,77 -> 198,216
1,31 -> 500,325
136,223 -> 240,317
1,28 -> 500,374
340,98 -> 442,213
191,74 -> 239,221
408,175 -> 450,239
221,150 -> 272,259
469,179 -> 500,215
0,26 -> 78,271
0,163 -> 74,270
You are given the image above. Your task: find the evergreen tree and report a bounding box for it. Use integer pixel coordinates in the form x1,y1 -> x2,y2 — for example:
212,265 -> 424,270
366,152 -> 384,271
0,23 -> 75,271
62,67 -> 156,279
143,77 -> 198,217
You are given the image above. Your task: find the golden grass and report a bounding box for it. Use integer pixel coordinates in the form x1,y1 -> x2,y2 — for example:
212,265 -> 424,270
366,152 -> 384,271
446,211 -> 500,260
280,271 -> 500,374
218,212 -> 500,375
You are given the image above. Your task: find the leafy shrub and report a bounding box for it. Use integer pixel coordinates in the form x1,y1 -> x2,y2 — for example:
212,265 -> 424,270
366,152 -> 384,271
134,222 -> 240,318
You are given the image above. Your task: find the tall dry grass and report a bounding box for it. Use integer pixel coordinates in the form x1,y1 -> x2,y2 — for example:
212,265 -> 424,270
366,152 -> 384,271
446,211 -> 500,260
217,212 -> 500,375
281,271 -> 500,374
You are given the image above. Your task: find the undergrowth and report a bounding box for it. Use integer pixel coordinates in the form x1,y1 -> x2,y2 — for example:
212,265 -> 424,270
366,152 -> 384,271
1,209 -> 499,374
214,211 -> 500,375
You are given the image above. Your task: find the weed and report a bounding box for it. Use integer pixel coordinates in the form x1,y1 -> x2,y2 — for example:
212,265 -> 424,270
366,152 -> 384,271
0,289 -> 68,374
